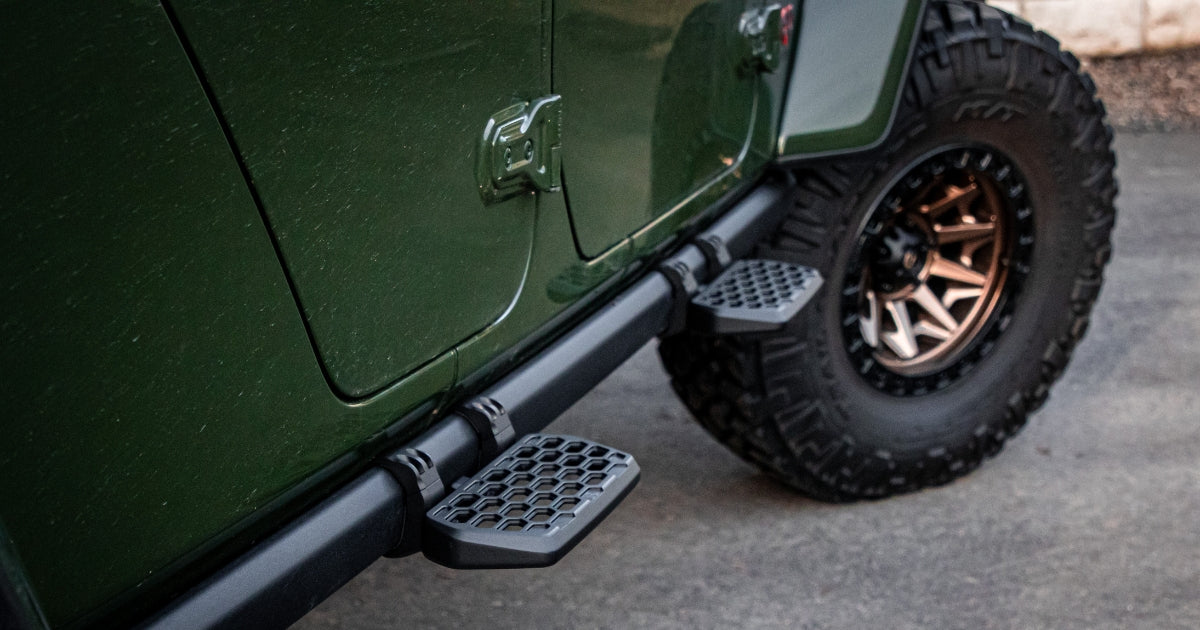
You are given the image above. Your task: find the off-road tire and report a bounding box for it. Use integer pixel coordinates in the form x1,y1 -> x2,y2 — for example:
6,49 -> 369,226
658,0 -> 1117,501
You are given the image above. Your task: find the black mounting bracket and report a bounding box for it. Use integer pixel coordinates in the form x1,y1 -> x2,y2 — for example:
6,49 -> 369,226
657,258 -> 700,337
377,448 -> 445,558
694,233 -> 733,274
458,397 -> 517,469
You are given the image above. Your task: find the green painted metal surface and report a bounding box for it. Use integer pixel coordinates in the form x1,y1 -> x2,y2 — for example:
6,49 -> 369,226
777,0 -> 925,157
455,192 -> 633,389
168,1 -> 544,398
0,0 -> 923,626
0,3 -> 455,626
553,0 -> 762,258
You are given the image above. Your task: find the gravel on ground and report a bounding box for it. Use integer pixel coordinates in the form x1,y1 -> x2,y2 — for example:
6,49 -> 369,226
1083,46 -> 1200,132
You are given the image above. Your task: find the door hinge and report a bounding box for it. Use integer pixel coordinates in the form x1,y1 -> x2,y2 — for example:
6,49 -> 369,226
476,95 -> 563,205
739,3 -> 795,74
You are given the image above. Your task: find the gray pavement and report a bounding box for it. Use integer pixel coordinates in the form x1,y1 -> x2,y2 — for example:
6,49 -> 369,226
295,132 -> 1200,629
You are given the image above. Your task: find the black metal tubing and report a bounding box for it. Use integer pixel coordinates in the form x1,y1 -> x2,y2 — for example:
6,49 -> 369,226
488,272 -> 675,435
140,180 -> 791,630
140,472 -> 403,630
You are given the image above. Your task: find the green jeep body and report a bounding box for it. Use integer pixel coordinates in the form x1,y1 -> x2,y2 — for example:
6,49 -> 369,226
2,1 -> 1116,627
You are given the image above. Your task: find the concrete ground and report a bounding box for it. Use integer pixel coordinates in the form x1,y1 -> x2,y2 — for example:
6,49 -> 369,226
295,131 -> 1200,629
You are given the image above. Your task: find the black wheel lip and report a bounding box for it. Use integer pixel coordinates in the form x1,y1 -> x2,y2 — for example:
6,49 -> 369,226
840,142 -> 1036,397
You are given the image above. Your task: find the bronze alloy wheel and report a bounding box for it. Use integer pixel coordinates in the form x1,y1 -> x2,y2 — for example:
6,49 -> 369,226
841,146 -> 1035,395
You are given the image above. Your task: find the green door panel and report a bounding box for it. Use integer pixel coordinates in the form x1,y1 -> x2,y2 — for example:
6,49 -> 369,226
454,193 -> 636,388
0,4 -> 454,626
777,0 -> 926,157
554,0 -> 762,258
453,67 -> 793,394
450,0 -> 798,392
168,1 -> 544,398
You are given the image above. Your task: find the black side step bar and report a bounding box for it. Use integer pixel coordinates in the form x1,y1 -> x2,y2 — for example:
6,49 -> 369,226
140,180 -> 797,630
423,434 -> 640,569
689,258 -> 822,334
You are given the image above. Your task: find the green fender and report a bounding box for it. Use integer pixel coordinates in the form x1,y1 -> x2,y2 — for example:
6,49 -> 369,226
777,0 -> 927,160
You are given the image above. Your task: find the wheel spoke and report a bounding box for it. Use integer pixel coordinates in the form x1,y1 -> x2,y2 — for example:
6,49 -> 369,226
942,286 -> 984,308
911,284 -> 960,331
933,221 -> 995,245
882,299 -> 919,360
919,183 -> 980,219
859,290 -> 881,348
913,319 -> 952,341
928,253 -> 987,286
960,234 -> 992,266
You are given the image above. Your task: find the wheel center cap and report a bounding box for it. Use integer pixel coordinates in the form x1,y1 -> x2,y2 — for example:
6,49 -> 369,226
873,226 -> 928,290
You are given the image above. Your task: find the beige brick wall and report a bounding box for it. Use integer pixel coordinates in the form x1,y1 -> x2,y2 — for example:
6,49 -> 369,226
988,0 -> 1200,55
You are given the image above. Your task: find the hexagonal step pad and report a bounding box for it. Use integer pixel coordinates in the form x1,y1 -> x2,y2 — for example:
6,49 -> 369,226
422,434 -> 640,569
689,258 -> 822,334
